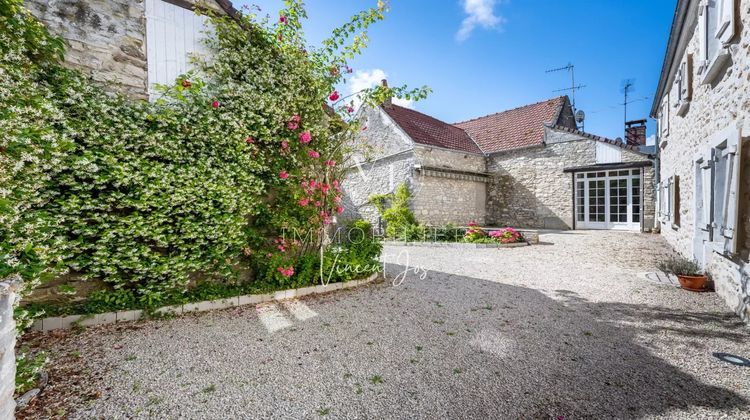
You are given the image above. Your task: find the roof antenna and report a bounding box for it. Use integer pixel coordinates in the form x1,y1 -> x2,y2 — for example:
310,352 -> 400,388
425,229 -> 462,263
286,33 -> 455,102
546,62 -> 586,109
620,78 -> 637,125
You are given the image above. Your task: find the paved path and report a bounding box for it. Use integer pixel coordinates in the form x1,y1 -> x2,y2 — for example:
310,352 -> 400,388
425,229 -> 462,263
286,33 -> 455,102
19,231 -> 750,419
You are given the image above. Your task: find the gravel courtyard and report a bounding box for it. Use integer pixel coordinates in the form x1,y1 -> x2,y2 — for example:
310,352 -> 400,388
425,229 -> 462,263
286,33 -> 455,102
19,231 -> 750,419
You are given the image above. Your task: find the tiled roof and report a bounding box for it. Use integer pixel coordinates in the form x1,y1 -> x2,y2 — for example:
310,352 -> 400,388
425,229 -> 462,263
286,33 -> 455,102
382,105 -> 483,154
453,97 -> 566,153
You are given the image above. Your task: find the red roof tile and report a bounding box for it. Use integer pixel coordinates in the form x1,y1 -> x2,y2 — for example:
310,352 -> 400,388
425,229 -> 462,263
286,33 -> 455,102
453,97 -> 567,153
382,105 -> 483,154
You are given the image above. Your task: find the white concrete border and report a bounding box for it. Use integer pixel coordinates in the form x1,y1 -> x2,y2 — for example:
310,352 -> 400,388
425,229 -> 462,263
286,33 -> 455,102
382,241 -> 530,248
30,273 -> 379,332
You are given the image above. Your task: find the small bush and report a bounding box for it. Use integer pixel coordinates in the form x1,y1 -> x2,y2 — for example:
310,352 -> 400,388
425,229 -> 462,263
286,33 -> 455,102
463,221 -> 487,243
369,183 -> 419,239
657,256 -> 703,276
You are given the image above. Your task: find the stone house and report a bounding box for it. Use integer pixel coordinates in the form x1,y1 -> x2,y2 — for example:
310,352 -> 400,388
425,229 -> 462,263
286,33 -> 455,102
25,0 -> 238,100
342,90 -> 656,232
651,0 -> 749,321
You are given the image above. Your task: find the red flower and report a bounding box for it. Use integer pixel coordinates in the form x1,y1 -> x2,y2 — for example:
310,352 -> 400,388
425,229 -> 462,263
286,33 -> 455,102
279,170 -> 289,180
299,131 -> 312,144
211,100 -> 220,108
321,184 -> 330,194
308,150 -> 320,158
329,90 -> 340,101
279,15 -> 287,24
181,79 -> 192,88
346,106 -> 354,114
309,180 -> 318,188
337,206 -> 344,214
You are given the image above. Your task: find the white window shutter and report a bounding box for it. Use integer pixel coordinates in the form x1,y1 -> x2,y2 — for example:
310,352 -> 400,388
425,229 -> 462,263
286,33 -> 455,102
698,1 -> 709,64
699,152 -> 714,234
720,128 -> 741,254
669,176 -> 677,222
715,0 -> 736,44
680,57 -> 691,101
661,95 -> 669,136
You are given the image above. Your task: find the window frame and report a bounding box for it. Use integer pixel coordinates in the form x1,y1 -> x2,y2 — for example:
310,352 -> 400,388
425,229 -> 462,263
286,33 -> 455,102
697,0 -> 735,85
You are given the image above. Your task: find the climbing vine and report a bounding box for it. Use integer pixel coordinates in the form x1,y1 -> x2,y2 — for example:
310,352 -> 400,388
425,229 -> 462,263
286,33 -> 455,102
0,0 -> 430,317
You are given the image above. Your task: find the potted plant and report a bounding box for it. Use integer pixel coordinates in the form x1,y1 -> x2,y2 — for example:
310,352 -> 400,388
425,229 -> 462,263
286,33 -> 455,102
657,256 -> 708,292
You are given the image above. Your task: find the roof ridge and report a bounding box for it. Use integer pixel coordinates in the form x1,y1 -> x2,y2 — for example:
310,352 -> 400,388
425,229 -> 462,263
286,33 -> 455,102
452,96 -> 567,126
386,103 -> 459,128
548,124 -> 647,154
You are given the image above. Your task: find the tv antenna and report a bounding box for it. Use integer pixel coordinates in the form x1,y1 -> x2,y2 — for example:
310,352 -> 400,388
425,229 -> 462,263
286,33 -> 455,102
620,79 -> 640,124
546,62 -> 586,108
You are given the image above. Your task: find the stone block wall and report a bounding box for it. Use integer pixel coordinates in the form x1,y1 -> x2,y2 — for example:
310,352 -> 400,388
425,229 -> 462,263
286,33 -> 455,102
411,174 -> 487,225
656,1 -> 750,321
0,278 -> 21,419
26,0 -> 150,99
487,128 -> 654,230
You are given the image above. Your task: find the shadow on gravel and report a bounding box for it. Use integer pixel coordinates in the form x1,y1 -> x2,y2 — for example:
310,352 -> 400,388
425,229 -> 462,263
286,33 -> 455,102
382,264 -> 750,418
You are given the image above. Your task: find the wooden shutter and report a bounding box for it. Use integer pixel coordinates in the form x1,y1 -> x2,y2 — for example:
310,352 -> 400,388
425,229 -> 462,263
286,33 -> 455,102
716,0 -> 736,44
672,176 -> 680,227
680,56 -> 692,101
145,0 -> 211,99
661,95 -> 670,136
720,126 -> 741,254
698,152 -> 714,235
698,0 -> 709,64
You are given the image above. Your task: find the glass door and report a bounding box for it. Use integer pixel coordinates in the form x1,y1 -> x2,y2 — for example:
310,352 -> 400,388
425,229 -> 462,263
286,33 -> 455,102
575,169 -> 642,230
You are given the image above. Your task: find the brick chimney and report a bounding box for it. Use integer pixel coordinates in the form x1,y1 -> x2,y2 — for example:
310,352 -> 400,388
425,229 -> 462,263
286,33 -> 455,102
381,79 -> 392,108
625,119 -> 647,146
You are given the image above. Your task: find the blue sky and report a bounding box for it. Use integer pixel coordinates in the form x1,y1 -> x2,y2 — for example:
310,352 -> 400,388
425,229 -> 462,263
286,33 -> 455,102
237,0 -> 676,141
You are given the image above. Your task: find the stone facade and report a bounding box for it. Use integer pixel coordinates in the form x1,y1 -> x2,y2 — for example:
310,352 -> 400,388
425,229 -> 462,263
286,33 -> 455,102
653,0 -> 750,321
341,106 -> 489,227
0,278 -> 21,420
487,127 -> 654,229
26,0 -> 227,100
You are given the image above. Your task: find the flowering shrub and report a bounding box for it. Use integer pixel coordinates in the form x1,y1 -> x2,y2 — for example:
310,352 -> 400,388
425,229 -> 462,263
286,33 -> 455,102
463,221 -> 487,242
488,228 -> 524,244
0,0 -> 429,316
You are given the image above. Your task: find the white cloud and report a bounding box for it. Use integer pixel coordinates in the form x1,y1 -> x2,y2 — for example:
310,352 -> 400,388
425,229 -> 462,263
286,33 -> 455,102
456,0 -> 505,42
646,134 -> 656,146
348,68 -> 413,109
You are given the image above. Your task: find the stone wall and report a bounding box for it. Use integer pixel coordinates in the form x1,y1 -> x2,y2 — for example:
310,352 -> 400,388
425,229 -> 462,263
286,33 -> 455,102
655,1 -> 750,321
25,0 -> 226,100
26,0 -> 150,99
487,127 -> 654,230
341,106 -> 416,227
0,278 -> 21,419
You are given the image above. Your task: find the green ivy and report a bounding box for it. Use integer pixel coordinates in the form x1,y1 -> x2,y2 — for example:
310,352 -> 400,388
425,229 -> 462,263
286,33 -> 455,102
369,182 -> 419,239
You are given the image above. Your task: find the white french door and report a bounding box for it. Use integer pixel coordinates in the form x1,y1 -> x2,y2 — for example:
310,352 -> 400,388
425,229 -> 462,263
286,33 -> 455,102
575,169 -> 642,230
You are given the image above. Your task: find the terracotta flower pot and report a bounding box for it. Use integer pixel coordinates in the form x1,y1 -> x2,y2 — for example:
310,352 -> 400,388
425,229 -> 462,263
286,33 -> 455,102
677,274 -> 708,292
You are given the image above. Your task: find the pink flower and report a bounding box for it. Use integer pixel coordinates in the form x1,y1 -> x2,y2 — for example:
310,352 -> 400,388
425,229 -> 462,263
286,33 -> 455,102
277,245 -> 286,252
266,253 -> 273,257
320,211 -> 328,217
337,206 -> 344,214
308,150 -> 320,158
279,170 -> 289,180
314,201 -> 321,207
299,198 -> 310,206
321,184 -> 330,194
245,136 -> 255,144
277,266 -> 294,277
309,180 -> 318,188
324,160 -> 336,167
281,140 -> 289,150
329,90 -> 340,101
279,15 -> 287,24
346,106 -> 354,114
334,195 -> 342,203
212,100 -> 220,108
287,115 -> 300,130
299,131 -> 312,144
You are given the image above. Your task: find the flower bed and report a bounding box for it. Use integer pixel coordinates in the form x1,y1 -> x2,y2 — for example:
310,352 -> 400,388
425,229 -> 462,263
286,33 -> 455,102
380,221 -> 536,247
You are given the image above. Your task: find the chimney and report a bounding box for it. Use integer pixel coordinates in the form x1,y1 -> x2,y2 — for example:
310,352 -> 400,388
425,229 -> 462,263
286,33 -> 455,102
381,79 -> 392,108
625,119 -> 647,146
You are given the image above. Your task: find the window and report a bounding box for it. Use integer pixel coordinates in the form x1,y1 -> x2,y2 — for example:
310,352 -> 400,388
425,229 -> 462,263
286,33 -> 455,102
673,55 -> 692,116
145,0 -> 212,99
694,124 -> 742,255
697,0 -> 735,84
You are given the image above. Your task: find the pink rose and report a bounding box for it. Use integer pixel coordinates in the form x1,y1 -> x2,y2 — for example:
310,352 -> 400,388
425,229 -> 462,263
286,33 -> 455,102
299,198 -> 310,206
308,150 -> 320,158
246,136 -> 255,144
321,184 -> 330,194
299,131 -> 312,144
309,180 -> 317,188
281,140 -> 289,150
279,170 -> 289,180
324,160 -> 336,167
329,90 -> 340,101
337,206 -> 344,214
346,106 -> 354,114
212,100 -> 220,108
314,201 -> 321,207
279,15 -> 287,24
